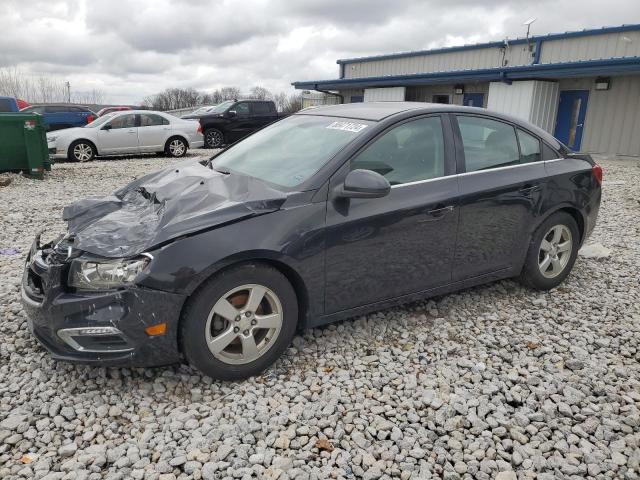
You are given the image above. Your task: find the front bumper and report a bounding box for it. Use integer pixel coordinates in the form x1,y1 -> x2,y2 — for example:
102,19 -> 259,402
48,145 -> 67,160
21,237 -> 187,367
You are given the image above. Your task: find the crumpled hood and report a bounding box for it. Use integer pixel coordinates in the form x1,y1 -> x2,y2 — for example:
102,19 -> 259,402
62,159 -> 288,258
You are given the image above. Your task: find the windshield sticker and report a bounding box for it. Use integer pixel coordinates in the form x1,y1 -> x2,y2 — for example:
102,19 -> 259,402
326,121 -> 368,133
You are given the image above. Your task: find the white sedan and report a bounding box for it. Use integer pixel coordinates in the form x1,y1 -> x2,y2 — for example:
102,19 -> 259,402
47,110 -> 205,162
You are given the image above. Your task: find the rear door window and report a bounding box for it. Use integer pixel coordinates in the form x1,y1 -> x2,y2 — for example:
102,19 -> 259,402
45,106 -> 69,113
252,102 -> 271,114
457,116 -> 520,172
139,113 -> 168,126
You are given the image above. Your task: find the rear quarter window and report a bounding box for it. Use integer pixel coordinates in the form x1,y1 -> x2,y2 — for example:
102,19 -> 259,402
542,143 -> 561,160
0,98 -> 15,112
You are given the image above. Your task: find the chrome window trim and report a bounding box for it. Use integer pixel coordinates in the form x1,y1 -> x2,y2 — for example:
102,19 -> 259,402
389,157 -> 566,189
390,175 -> 447,189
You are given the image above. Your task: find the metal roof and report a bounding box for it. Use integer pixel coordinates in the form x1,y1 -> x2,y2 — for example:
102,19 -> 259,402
296,101 -> 428,121
292,57 -> 640,90
335,24 -> 640,65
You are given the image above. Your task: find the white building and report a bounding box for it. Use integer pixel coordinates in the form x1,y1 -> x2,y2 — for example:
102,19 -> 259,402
293,24 -> 640,156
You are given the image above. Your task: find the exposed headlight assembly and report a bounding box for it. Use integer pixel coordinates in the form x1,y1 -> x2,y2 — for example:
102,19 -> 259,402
68,255 -> 151,290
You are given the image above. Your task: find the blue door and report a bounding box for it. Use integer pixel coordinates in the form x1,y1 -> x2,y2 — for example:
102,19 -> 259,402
463,93 -> 484,107
554,90 -> 589,151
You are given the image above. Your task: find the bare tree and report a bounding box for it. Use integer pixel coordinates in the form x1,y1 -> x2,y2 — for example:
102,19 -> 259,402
273,91 -> 303,113
0,67 -> 107,105
73,88 -> 107,105
249,86 -> 272,100
142,87 -> 200,110
219,87 -> 241,101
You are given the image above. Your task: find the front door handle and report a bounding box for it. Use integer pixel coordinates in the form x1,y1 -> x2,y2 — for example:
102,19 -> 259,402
519,184 -> 540,195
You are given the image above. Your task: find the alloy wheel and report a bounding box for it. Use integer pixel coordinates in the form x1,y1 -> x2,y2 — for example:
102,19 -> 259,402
73,143 -> 93,162
169,139 -> 186,156
538,224 -> 572,278
206,130 -> 223,148
205,284 -> 283,365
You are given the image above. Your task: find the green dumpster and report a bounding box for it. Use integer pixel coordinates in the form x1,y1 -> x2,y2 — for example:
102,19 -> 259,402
0,113 -> 52,179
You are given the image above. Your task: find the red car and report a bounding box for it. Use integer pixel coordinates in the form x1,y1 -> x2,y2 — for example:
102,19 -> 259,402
96,106 -> 131,117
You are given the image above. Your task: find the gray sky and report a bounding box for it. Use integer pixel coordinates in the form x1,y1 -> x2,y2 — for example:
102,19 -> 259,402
3,0 -> 640,104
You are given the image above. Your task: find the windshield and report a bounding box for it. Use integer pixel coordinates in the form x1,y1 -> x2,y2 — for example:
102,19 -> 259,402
208,101 -> 234,114
84,112 -> 116,128
212,115 -> 372,188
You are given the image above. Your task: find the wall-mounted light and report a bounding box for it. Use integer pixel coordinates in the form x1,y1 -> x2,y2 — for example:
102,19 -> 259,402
595,77 -> 611,91
454,84 -> 464,95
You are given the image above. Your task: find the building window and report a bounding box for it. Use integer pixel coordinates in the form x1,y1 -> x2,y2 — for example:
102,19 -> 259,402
432,95 -> 450,104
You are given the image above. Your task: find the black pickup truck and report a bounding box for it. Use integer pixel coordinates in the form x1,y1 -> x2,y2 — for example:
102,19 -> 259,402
197,99 -> 284,148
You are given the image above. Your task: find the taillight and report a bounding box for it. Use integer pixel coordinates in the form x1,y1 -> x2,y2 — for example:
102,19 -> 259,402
592,164 -> 603,185
197,121 -> 202,134
86,115 -> 95,124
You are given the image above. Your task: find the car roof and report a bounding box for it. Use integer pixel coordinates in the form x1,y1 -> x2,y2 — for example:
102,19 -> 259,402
297,101 -> 562,148
30,103 -> 91,108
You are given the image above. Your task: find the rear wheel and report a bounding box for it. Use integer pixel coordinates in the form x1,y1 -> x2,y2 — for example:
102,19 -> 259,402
68,140 -> 95,162
165,137 -> 187,157
520,212 -> 579,290
204,128 -> 224,148
180,263 -> 298,380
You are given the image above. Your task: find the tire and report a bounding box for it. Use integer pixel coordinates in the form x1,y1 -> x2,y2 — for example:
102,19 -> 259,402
519,211 -> 580,290
180,263 -> 298,381
165,137 -> 187,157
204,128 -> 224,148
68,140 -> 96,162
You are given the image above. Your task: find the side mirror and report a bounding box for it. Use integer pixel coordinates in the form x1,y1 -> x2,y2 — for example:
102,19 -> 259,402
227,110 -> 237,118
102,124 -> 112,131
335,169 -> 391,199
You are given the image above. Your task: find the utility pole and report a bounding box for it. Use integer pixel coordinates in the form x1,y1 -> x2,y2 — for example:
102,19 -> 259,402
65,81 -> 71,103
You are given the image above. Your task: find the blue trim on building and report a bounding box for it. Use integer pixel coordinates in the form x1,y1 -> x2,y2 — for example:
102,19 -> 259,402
335,24 -> 640,65
292,57 -> 640,90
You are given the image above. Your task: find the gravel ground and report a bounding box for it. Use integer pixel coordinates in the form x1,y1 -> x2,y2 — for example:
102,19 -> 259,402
0,153 -> 639,480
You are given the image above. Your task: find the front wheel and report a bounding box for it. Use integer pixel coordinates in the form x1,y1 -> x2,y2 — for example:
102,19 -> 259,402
180,264 -> 298,380
204,128 -> 224,148
165,137 -> 187,157
520,212 -> 580,290
68,140 -> 95,162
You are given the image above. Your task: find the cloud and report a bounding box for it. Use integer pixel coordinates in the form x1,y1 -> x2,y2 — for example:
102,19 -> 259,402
3,0 -> 640,103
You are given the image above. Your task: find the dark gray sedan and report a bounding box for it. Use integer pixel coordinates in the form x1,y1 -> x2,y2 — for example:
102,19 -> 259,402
22,102 -> 602,380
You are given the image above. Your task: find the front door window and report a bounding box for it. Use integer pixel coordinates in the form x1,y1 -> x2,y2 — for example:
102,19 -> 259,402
350,116 -> 445,185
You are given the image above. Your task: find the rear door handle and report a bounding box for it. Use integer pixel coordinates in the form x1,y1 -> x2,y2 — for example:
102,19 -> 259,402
427,205 -> 455,217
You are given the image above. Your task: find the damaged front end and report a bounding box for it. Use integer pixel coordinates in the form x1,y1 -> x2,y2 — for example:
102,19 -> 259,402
22,159 -> 287,366
22,232 -> 186,366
